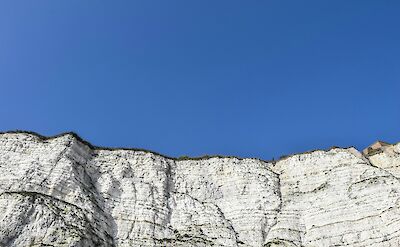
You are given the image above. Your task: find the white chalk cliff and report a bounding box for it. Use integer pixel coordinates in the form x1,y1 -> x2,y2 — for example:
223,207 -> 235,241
0,131 -> 399,247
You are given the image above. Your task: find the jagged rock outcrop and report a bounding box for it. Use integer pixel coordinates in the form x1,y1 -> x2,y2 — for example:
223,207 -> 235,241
0,131 -> 399,247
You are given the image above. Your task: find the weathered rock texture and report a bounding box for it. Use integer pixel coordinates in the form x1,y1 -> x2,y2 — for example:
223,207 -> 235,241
0,131 -> 399,247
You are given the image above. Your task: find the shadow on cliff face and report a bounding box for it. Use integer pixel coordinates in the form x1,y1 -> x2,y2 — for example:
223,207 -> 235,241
0,191 -> 111,246
264,239 -> 297,247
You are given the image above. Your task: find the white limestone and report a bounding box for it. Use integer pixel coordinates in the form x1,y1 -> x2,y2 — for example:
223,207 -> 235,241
0,132 -> 399,247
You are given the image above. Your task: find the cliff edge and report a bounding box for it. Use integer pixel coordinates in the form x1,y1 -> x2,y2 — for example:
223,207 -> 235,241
0,131 -> 399,247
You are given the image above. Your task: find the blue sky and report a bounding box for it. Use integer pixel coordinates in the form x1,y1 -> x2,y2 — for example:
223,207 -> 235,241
0,1 -> 399,160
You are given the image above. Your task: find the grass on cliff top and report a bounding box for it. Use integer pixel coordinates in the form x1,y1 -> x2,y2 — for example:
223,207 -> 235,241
2,130 -> 373,163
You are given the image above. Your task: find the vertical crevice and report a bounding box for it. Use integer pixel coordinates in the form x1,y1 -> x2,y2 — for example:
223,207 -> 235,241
264,170 -> 283,243
163,159 -> 175,236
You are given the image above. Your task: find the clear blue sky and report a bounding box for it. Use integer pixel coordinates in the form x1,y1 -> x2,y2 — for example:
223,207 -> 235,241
1,1 -> 399,160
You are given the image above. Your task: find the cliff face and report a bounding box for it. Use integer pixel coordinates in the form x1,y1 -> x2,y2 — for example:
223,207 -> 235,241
0,132 -> 399,247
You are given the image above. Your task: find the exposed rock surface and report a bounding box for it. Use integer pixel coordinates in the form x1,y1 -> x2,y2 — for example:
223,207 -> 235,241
0,131 -> 399,247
